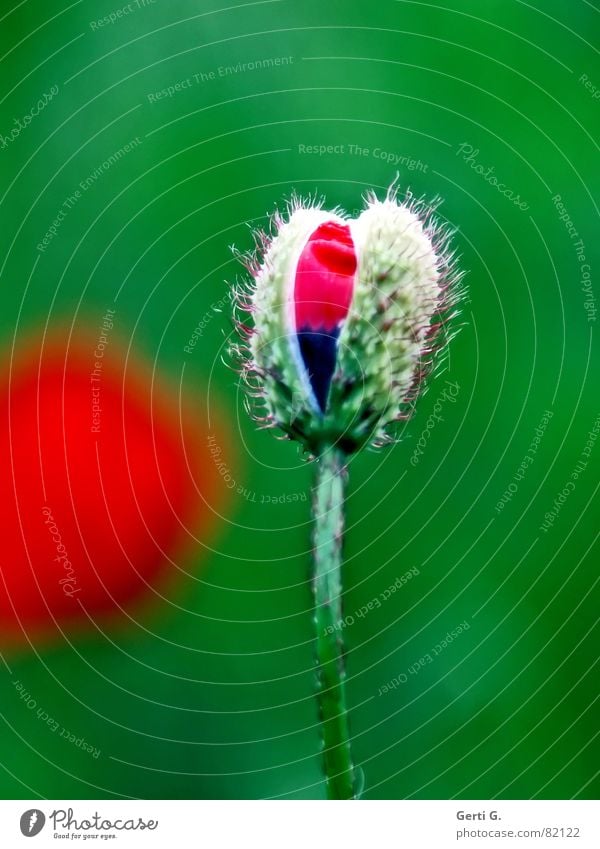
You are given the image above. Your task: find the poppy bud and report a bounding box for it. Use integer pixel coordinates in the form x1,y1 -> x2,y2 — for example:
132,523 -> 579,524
232,186 -> 461,455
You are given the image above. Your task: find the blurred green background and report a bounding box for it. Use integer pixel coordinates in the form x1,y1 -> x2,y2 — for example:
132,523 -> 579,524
0,0 -> 598,800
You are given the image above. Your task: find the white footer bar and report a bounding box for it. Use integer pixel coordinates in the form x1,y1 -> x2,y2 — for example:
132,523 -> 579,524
0,799 -> 597,848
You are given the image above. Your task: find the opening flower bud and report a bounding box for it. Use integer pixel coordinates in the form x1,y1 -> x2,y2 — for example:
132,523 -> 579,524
232,187 -> 461,455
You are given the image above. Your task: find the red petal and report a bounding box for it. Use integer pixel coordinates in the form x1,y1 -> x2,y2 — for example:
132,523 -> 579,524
294,221 -> 356,331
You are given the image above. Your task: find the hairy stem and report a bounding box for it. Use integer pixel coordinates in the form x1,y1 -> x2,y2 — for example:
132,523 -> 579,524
311,446 -> 357,799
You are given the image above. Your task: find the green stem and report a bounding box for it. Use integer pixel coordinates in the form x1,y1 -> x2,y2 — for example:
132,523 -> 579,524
311,446 -> 357,799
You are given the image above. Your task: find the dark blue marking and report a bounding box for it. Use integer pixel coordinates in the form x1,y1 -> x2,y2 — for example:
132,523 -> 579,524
296,326 -> 340,412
